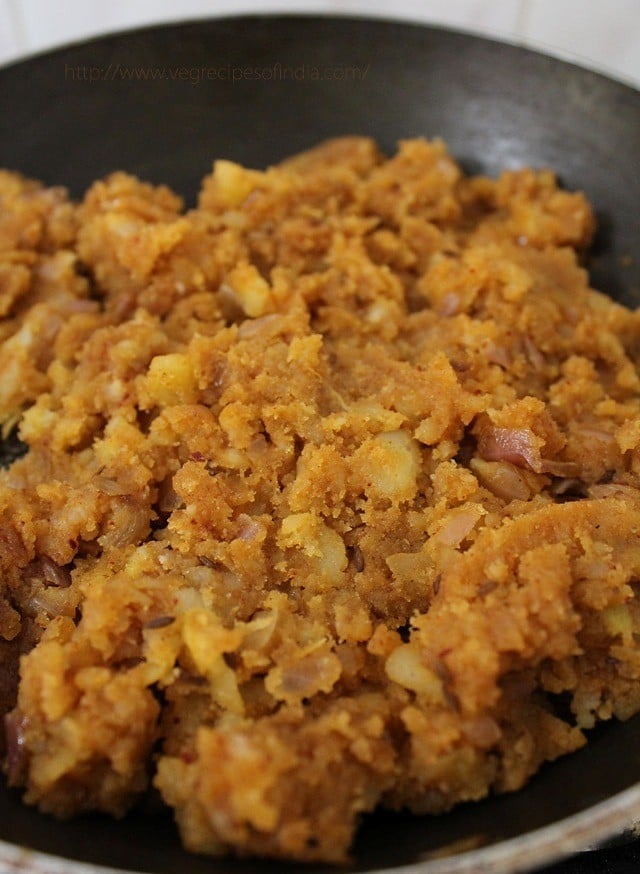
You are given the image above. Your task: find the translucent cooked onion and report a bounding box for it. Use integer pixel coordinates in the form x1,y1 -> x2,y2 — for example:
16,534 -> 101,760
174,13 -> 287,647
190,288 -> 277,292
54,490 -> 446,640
4,711 -> 28,786
25,556 -> 71,588
522,335 -> 546,371
477,426 -> 542,470
485,345 -> 512,368
574,426 -> 616,443
432,509 -> 482,546
471,458 -> 532,501
437,292 -> 459,316
589,483 -> 640,501
477,426 -> 579,477
27,587 -> 76,618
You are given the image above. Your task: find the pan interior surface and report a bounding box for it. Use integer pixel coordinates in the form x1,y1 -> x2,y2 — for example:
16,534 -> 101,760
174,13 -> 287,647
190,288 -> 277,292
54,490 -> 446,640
1,14 -> 640,874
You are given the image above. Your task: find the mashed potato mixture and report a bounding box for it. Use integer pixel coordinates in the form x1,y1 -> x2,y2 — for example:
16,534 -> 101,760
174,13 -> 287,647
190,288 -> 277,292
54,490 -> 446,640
2,137 -> 640,863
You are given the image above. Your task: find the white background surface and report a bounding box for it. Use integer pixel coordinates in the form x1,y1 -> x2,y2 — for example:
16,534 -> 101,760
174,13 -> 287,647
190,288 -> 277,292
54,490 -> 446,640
1,0 -> 639,88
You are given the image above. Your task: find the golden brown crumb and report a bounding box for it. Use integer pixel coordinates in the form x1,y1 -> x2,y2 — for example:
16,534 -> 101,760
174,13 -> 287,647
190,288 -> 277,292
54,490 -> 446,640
1,137 -> 640,863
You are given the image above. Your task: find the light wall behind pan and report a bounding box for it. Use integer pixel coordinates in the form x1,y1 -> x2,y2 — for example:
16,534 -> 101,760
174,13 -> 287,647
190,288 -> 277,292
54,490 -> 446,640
1,0 -> 639,87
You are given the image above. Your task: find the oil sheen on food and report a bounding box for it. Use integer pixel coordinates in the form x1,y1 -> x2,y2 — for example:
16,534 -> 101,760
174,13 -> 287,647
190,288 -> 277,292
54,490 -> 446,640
1,138 -> 640,863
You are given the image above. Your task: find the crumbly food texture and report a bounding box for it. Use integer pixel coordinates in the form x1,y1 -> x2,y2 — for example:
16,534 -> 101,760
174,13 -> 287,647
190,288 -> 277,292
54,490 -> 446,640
2,137 -> 640,862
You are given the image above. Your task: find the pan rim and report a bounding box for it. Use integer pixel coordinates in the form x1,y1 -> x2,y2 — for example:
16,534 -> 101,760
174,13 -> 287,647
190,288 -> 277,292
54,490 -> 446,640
1,781 -> 639,874
0,10 -> 639,97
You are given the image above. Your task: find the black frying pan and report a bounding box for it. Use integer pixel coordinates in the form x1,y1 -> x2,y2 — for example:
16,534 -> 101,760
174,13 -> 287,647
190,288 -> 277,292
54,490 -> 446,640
1,15 -> 640,874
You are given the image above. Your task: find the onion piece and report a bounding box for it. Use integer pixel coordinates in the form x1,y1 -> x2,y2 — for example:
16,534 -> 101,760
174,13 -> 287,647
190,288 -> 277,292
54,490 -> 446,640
27,587 -> 76,618
236,514 -> 265,542
589,483 -> 640,501
471,458 -> 532,501
477,425 -> 579,477
25,556 -> 71,588
432,507 -> 483,546
4,711 -> 28,786
485,345 -> 512,368
40,556 -> 72,588
573,426 -> 616,444
540,458 -> 581,477
522,335 -> 546,371
237,313 -> 281,339
477,426 -> 542,471
437,292 -> 460,317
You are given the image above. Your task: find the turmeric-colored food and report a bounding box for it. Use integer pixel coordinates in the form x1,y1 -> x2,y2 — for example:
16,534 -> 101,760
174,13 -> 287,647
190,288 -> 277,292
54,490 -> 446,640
2,137 -> 640,863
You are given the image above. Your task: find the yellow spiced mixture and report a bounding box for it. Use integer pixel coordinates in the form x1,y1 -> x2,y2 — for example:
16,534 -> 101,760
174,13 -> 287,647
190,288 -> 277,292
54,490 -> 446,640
1,137 -> 640,863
